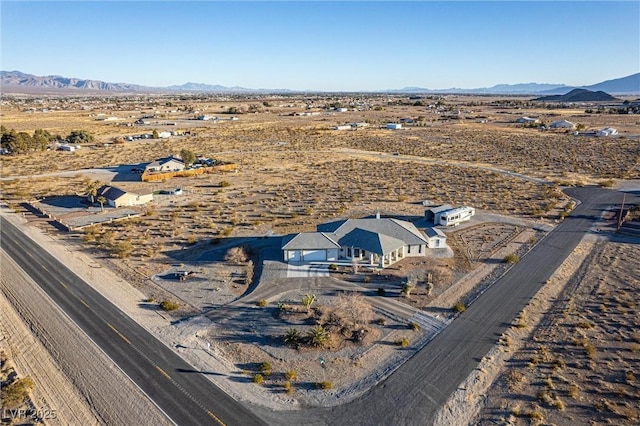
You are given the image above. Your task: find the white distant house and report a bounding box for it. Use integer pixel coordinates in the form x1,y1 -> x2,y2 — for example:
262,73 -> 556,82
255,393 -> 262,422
144,156 -> 185,174
95,185 -> 153,208
58,144 -> 79,152
157,131 -> 172,139
386,123 -> 402,130
282,214 -> 443,268
516,116 -> 540,124
596,127 -> 618,137
549,119 -> 576,129
335,125 -> 353,131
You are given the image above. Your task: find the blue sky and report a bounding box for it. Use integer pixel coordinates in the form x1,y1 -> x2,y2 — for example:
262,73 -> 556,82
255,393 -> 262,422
1,1 -> 638,91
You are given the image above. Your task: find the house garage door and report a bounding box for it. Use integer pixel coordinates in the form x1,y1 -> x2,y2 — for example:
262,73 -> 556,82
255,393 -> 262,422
288,250 -> 301,262
302,250 -> 326,261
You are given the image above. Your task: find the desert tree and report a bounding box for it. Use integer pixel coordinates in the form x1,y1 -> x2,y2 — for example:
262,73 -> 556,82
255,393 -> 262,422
96,196 -> 107,212
302,294 -> 317,313
85,180 -> 102,204
180,148 -> 196,167
336,292 -> 374,327
66,130 -> 94,144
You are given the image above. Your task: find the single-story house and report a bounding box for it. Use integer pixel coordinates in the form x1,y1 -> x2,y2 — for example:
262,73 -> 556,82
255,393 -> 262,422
95,185 -> 153,208
549,119 -> 576,129
386,123 -> 402,130
282,215 -> 436,268
144,156 -> 185,174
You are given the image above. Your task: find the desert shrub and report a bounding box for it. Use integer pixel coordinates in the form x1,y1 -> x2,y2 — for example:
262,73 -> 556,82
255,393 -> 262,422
159,300 -> 179,311
219,180 -> 231,187
503,253 -> 519,264
577,321 -> 594,329
377,288 -> 386,296
283,328 -> 301,346
328,263 -> 338,271
306,326 -> 329,348
0,376 -> 34,408
112,240 -> 133,258
256,299 -> 267,307
225,246 -> 248,263
259,362 -> 272,376
568,383 -> 579,398
284,370 -> 297,381
453,301 -> 466,313
395,336 -> 410,347
315,381 -> 332,390
408,322 -> 421,331
283,381 -> 293,394
253,374 -> 264,384
363,275 -> 371,283
376,317 -> 387,325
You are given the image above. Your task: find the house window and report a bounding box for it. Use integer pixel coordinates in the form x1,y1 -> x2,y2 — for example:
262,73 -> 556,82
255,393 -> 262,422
408,245 -> 412,254
435,240 -> 440,247
354,249 -> 360,258
347,248 -> 352,257
418,245 -> 422,254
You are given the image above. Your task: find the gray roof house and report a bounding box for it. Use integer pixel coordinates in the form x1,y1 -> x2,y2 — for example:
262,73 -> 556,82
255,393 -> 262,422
145,156 -> 185,174
282,216 -> 432,268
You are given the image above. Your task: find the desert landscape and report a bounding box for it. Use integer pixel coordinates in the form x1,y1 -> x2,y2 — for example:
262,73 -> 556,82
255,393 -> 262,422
1,91 -> 639,424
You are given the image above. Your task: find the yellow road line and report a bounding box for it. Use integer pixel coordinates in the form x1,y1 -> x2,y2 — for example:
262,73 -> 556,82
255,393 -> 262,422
156,365 -> 171,380
207,410 -> 226,426
79,298 -> 90,308
105,322 -> 131,344
58,281 -> 68,288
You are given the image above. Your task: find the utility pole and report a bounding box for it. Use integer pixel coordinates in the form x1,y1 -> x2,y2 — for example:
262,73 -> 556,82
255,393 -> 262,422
617,193 -> 626,232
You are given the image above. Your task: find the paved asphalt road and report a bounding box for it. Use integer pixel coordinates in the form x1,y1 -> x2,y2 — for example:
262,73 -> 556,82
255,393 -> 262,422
1,217 -> 266,426
2,186 -> 636,426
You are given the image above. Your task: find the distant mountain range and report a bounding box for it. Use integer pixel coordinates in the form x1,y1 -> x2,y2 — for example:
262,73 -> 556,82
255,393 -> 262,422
393,73 -> 639,95
1,70 -> 638,95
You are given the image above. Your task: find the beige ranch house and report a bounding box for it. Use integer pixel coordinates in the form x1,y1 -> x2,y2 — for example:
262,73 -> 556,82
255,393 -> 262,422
96,185 -> 153,208
282,216 -> 446,268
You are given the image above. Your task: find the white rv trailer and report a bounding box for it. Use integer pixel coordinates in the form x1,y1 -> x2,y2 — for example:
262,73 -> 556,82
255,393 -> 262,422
440,206 -> 475,227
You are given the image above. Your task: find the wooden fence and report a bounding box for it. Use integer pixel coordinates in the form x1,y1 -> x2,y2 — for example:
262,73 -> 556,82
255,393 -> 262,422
141,163 -> 238,182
